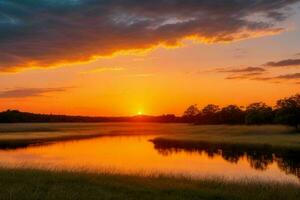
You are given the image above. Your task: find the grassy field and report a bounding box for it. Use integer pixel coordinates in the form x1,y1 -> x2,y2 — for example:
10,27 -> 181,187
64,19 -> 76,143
0,168 -> 299,200
0,123 -> 299,149
0,123 -> 166,149
153,124 -> 300,148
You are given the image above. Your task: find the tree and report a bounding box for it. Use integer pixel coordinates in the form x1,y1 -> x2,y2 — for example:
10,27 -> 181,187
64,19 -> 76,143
245,102 -> 274,125
219,105 -> 245,124
275,94 -> 300,129
183,104 -> 200,122
199,104 -> 221,124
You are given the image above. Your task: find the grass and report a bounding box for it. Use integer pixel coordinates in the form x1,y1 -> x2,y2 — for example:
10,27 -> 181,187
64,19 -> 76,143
154,125 -> 300,149
0,133 -> 109,149
0,123 -> 300,149
0,123 -> 165,149
0,167 -> 299,200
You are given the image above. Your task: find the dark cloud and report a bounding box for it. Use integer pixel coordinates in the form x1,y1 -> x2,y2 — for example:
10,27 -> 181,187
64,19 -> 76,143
225,72 -> 265,80
265,59 -> 300,67
218,67 -> 267,80
253,73 -> 300,82
267,11 -> 289,21
275,72 -> 300,79
251,77 -> 273,81
0,87 -> 69,98
226,72 -> 300,83
0,0 -> 299,71
217,57 -> 300,83
219,67 -> 266,73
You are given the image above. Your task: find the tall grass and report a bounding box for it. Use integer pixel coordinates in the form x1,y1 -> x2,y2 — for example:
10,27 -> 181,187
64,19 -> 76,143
0,168 -> 299,200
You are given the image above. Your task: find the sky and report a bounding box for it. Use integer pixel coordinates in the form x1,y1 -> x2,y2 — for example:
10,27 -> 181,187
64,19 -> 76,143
0,0 -> 300,116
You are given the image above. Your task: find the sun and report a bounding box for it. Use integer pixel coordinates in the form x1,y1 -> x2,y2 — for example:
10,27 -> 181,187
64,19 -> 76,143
137,111 -> 143,115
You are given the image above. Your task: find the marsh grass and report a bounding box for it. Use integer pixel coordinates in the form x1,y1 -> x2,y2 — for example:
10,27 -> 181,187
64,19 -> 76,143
0,133 -> 108,149
0,123 -> 300,149
0,167 -> 299,200
0,123 -> 163,149
157,125 -> 300,148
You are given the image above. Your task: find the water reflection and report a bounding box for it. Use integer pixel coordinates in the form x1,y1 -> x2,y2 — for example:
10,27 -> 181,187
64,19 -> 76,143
151,138 -> 300,180
0,135 -> 299,184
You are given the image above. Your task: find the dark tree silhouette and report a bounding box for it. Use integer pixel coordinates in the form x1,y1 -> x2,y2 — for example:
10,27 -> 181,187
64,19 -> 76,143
183,104 -> 200,117
183,104 -> 200,122
245,102 -> 274,125
0,110 -> 181,123
182,94 -> 300,127
198,104 -> 221,124
219,105 -> 245,124
275,94 -> 300,129
202,104 -> 220,115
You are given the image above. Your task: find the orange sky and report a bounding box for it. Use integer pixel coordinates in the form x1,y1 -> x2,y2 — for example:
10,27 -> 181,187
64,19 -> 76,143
0,1 -> 300,116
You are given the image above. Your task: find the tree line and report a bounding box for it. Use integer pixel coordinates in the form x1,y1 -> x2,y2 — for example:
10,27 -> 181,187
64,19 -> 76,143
182,94 -> 300,129
0,110 -> 180,123
0,94 -> 299,128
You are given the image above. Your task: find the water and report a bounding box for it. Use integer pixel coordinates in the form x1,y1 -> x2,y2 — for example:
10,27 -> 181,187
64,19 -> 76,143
0,123 -> 299,184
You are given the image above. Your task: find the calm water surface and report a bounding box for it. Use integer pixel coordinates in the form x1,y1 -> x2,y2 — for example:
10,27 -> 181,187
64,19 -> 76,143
0,124 -> 299,184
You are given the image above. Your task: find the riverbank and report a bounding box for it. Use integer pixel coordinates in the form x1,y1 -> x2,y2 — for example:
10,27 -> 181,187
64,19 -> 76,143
0,123 -> 299,149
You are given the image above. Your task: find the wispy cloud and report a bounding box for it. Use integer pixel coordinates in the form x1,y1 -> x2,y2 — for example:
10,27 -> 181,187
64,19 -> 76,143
264,59 -> 300,67
214,66 -> 267,80
0,0 -> 298,71
218,67 -> 266,73
225,72 -> 265,80
275,72 -> 300,79
226,72 -> 300,84
0,87 -> 70,98
216,57 -> 300,84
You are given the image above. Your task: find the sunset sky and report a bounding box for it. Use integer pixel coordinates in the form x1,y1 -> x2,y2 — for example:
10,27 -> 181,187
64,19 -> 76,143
1,0 -> 300,116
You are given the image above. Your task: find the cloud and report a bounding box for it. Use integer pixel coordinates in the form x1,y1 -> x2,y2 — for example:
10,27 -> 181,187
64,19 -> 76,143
216,66 -> 267,80
226,72 -> 300,83
265,59 -> 300,67
219,57 -> 300,83
0,87 -> 70,98
275,72 -> 300,79
0,0 -> 299,71
225,72 -> 265,80
252,73 -> 300,83
219,67 -> 266,73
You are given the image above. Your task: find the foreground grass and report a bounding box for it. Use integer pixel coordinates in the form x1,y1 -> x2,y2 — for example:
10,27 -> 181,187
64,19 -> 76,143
0,168 -> 299,200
